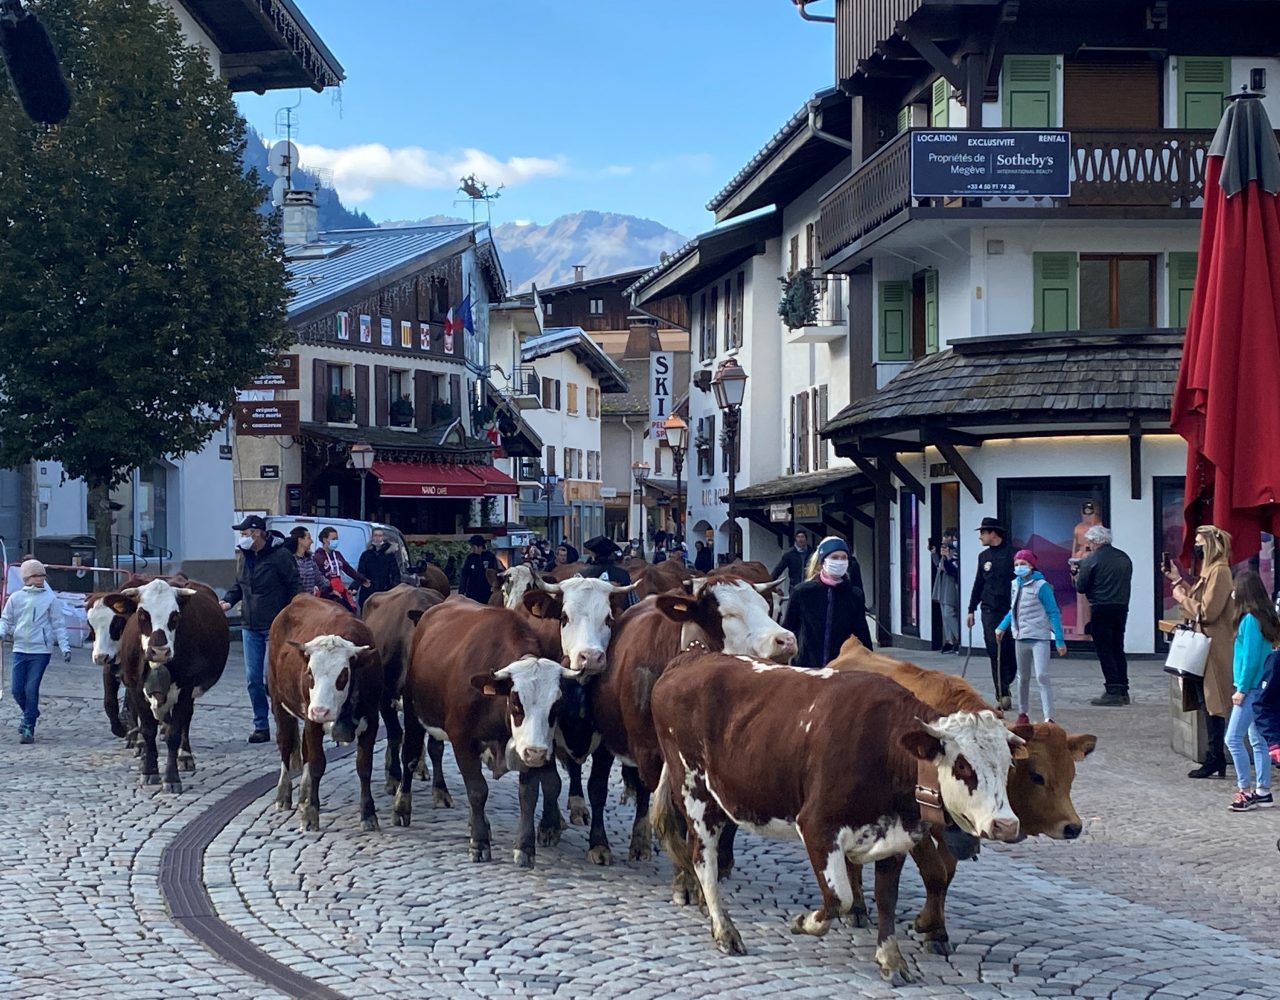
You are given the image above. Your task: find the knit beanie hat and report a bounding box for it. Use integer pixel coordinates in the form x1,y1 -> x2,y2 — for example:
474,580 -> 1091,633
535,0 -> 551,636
816,537 -> 851,561
1013,548 -> 1037,567
20,558 -> 47,581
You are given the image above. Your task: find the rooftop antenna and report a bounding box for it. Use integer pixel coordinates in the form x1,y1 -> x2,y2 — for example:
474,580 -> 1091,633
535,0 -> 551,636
456,173 -> 503,228
269,91 -> 305,207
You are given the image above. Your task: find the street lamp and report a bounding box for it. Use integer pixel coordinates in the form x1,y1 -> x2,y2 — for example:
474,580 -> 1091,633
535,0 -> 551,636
540,472 -> 560,546
349,442 -> 375,522
631,460 -> 650,557
711,358 -> 749,559
663,413 -> 688,545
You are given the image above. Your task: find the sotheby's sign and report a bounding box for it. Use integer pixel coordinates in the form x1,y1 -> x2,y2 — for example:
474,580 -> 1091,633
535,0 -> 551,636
649,351 -> 674,441
910,130 -> 1071,198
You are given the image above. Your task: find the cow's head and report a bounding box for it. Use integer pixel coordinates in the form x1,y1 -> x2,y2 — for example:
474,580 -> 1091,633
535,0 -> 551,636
656,576 -> 796,661
497,564 -> 538,610
86,593 -> 137,667
524,576 -> 638,674
902,710 -> 1029,842
120,579 -> 201,665
1005,722 -> 1097,839
286,634 -> 371,724
470,655 -> 574,767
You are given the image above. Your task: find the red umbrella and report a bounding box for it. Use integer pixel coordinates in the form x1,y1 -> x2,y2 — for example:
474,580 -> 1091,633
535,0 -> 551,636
1170,92 -> 1280,565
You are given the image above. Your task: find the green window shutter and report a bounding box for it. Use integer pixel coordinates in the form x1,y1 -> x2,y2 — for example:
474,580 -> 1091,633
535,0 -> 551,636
1032,252 -> 1078,332
1002,55 -> 1057,127
897,105 -> 911,134
878,280 -> 911,361
923,270 -> 939,354
1178,57 -> 1229,128
930,78 -> 949,127
1169,252 -> 1198,327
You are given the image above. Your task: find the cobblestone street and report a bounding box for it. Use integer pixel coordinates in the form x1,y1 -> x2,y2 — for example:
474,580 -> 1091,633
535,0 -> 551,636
2,642 -> 1278,999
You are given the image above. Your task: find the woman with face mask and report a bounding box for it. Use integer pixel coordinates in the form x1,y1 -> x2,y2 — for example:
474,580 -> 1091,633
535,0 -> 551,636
995,549 -> 1066,725
1165,525 -> 1235,778
781,536 -> 873,668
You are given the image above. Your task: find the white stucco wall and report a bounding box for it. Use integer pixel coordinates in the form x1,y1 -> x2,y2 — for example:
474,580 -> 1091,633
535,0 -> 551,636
520,349 -> 604,483
165,1 -> 222,78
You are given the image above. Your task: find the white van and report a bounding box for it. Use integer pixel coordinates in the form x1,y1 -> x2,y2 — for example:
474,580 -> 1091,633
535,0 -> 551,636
264,515 -> 417,587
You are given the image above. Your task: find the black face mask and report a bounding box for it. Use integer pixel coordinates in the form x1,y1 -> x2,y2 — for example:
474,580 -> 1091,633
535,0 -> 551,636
1193,544 -> 1205,560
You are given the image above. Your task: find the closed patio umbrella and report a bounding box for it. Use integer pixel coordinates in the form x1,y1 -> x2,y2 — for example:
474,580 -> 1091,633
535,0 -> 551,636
1170,91 -> 1280,565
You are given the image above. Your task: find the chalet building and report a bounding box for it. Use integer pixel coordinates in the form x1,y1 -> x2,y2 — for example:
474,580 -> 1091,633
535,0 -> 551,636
14,0 -> 343,584
537,267 -> 688,354
234,212 -> 537,544
807,0 -> 1280,651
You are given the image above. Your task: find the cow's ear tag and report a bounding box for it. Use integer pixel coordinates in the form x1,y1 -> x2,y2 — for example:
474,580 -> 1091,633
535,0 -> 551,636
483,683 -> 498,696
674,601 -> 692,614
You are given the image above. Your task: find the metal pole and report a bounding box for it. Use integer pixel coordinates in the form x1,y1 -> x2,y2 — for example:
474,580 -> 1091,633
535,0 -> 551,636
636,485 -> 645,557
726,407 -> 740,559
359,469 -> 368,522
673,450 -> 684,545
546,485 -> 553,545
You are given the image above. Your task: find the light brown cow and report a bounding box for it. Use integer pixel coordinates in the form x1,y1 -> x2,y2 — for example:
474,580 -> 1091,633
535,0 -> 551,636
633,559 -> 690,598
830,637 -> 1097,954
269,595 -> 383,831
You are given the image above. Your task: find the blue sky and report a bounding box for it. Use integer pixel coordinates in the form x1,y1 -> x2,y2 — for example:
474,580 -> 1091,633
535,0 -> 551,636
234,0 -> 833,237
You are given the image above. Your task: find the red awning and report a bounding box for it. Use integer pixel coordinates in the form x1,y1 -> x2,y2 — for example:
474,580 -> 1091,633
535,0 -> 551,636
371,461 -> 486,499
468,464 -> 519,496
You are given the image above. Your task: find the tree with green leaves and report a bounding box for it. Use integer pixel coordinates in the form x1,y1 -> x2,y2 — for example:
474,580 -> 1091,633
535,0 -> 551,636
0,0 -> 288,564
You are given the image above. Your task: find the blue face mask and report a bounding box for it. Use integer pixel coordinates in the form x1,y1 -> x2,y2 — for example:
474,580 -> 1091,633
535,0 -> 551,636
1014,565 -> 1032,578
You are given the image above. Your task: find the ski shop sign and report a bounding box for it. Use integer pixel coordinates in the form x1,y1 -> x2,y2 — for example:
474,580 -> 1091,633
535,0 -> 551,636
910,130 -> 1071,198
649,351 -> 674,441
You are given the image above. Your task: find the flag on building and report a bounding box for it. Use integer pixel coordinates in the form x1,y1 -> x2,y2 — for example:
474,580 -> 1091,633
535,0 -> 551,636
443,307 -> 460,354
335,312 -> 350,341
457,294 -> 474,335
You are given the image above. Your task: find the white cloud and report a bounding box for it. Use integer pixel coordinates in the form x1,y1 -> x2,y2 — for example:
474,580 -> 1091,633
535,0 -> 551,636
293,142 -> 568,203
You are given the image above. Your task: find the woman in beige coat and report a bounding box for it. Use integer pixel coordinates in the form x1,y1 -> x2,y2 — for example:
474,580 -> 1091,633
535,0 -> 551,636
1166,524 -> 1234,778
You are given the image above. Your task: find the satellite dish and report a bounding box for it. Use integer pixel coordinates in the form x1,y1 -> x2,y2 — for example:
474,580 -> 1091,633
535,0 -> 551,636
271,177 -> 288,208
267,140 -> 298,177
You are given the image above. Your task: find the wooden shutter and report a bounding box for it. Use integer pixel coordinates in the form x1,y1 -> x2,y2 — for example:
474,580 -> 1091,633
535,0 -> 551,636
1178,57 -> 1229,128
1064,57 -> 1159,129
930,77 -> 949,127
354,364 -> 370,426
374,365 -> 389,427
789,396 -> 798,473
450,374 -> 463,419
413,370 -> 431,430
1002,55 -> 1057,127
1169,252 -> 1198,327
708,286 -> 718,354
923,270 -> 939,354
706,415 -> 715,477
1033,252 -> 1079,331
312,358 -> 326,423
699,293 -> 708,360
554,379 -> 562,411
798,389 -> 810,473
547,446 -> 556,476
735,271 -> 745,345
878,280 -> 911,361
897,105 -> 911,134
816,386 -> 830,470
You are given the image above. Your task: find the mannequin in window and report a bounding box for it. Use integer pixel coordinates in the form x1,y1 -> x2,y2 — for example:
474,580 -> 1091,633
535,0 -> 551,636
1072,501 -> 1103,636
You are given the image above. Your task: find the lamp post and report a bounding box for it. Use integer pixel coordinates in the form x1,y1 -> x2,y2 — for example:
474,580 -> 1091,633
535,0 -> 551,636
663,413 -> 688,545
349,442 -> 375,522
540,472 -> 560,546
711,358 -> 749,560
631,460 -> 650,557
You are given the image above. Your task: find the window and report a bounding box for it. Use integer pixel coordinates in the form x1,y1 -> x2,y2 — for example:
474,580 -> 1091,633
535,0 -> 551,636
653,445 -> 663,476
545,446 -> 557,476
389,369 -> 412,426
589,298 -> 605,315
586,386 -> 599,419
567,382 -> 579,415
541,377 -> 562,410
1079,255 -> 1156,329
326,364 -> 347,396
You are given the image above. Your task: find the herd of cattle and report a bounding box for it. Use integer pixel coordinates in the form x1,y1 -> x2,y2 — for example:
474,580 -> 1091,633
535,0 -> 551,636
82,556 -> 1096,984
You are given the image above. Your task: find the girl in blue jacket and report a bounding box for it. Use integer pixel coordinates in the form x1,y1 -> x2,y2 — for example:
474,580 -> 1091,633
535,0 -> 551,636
995,549 -> 1066,725
1224,571 -> 1278,812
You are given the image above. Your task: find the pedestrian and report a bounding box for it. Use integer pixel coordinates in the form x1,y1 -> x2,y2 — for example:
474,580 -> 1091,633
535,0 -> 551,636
0,559 -> 71,743
459,535 -> 500,602
771,529 -> 812,590
556,542 -> 580,568
930,536 -> 961,653
1165,524 -> 1234,779
1071,524 -> 1133,705
652,530 -> 668,564
967,517 -> 1017,709
356,527 -> 400,607
287,527 -> 326,598
313,526 -> 368,614
1256,649 -> 1280,767
781,536 -> 873,668
693,539 -> 714,573
218,516 -> 302,743
995,549 -> 1067,725
1222,570 -> 1278,811
581,535 -> 633,587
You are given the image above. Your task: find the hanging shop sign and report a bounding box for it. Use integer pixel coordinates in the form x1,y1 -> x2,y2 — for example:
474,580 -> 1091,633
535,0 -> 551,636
768,502 -> 792,523
244,354 -> 300,391
910,130 -> 1071,198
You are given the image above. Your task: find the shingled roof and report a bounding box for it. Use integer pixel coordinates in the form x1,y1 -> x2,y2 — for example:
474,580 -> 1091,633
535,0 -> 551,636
823,329 -> 1185,442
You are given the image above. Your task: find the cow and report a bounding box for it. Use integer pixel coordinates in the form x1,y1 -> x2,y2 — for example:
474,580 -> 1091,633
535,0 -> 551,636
633,559 -> 691,599
395,596 -> 574,868
117,579 -> 230,793
269,595 -> 383,831
830,637 -> 1097,954
86,593 -> 139,740
361,584 -> 444,792
584,574 -> 795,865
416,563 -> 451,596
649,654 -> 1029,982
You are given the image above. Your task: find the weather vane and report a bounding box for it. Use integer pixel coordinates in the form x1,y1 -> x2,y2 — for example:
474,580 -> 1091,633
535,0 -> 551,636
457,173 -> 503,227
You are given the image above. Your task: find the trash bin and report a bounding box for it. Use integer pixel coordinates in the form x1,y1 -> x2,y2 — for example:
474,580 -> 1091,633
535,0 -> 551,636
30,534 -> 99,594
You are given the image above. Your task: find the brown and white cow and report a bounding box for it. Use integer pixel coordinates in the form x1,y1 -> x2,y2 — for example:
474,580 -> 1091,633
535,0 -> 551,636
269,595 -> 383,831
361,584 -> 444,792
649,654 -> 1028,982
396,597 -> 575,867
584,575 -> 795,865
117,579 -> 230,793
831,637 -> 1097,954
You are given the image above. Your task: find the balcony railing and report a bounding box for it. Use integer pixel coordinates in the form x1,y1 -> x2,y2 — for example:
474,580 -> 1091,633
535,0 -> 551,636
818,128 -> 1272,262
504,366 -> 541,409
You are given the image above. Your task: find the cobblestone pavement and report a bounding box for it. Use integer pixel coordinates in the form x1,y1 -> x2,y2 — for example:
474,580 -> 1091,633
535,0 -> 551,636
2,642 -> 1278,999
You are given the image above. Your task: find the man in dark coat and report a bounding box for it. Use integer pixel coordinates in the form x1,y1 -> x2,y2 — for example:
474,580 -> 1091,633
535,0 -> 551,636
220,515 -> 303,742
581,536 -> 632,587
458,535 -> 500,602
771,528 -> 812,588
693,540 -> 714,573
781,536 -> 872,668
356,527 -> 400,608
966,517 -> 1017,709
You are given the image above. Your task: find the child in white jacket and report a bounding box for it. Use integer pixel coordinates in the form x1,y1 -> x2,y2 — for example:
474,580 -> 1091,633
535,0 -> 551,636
0,560 -> 71,743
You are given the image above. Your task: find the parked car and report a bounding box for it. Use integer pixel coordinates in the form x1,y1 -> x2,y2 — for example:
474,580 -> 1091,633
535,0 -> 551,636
263,516 -> 417,587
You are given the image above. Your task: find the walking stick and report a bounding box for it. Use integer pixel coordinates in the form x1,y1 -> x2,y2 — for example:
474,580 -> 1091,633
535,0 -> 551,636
960,622 -> 972,679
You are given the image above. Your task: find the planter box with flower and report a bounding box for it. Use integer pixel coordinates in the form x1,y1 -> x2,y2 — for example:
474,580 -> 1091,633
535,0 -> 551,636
430,401 -> 454,424
781,267 -> 846,345
327,389 -> 355,423
694,434 -> 713,477
389,396 -> 414,427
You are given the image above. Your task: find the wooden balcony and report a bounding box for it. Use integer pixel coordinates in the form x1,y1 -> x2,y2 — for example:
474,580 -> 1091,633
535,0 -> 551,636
817,128 -> 1268,264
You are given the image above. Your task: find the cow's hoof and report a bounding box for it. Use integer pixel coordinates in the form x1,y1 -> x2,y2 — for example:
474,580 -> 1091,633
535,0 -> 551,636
568,796 -> 589,826
299,806 -> 320,831
361,814 -> 380,832
628,828 -> 652,862
846,905 -> 870,928
178,754 -> 195,773
432,788 -> 453,809
714,925 -> 746,956
416,760 -> 428,780
586,845 -> 613,866
274,791 -> 292,811
140,773 -> 161,786
537,824 -> 561,848
162,781 -> 183,794
469,844 -> 491,863
914,929 -> 950,955
875,938 -> 915,984
392,794 -> 411,827
514,848 -> 535,869
789,912 -> 831,937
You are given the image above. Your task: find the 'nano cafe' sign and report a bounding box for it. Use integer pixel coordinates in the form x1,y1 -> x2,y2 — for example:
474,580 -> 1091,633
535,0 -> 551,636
910,130 -> 1071,198
419,485 -> 453,496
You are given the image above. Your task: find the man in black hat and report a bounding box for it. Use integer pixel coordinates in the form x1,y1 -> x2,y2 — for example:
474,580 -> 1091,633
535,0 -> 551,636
219,515 -> 302,743
966,517 -> 1016,709
581,535 -> 632,586
459,534 -> 499,603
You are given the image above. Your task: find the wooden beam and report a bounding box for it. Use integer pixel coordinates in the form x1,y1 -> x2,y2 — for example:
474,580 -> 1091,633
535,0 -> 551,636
849,506 -> 876,529
1129,416 -> 1143,501
936,442 -> 984,504
925,426 -> 985,447
887,456 -> 926,501
896,21 -> 967,92
849,454 -> 896,505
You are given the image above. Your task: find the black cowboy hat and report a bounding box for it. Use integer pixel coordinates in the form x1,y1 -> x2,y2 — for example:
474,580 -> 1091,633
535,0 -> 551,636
583,535 -> 620,557
974,517 -> 1006,535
